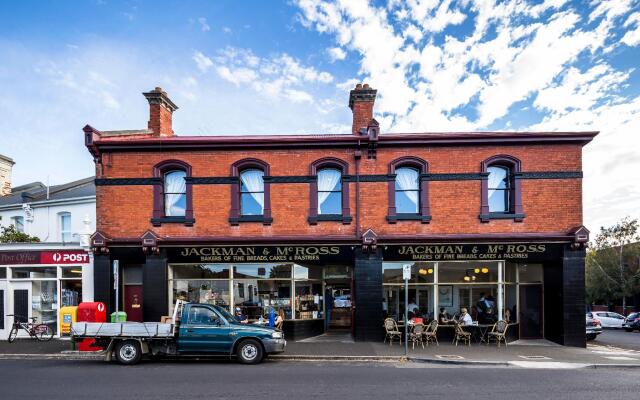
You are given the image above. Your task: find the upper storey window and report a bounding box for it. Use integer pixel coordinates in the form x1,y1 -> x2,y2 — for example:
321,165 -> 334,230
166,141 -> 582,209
387,157 -> 431,223
152,160 -> 194,226
480,155 -> 524,222
487,166 -> 510,213
164,170 -> 187,217
395,167 -> 420,214
317,168 -> 342,215
240,169 -> 265,216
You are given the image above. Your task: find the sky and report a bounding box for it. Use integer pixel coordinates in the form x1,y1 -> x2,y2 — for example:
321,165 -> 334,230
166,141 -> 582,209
0,0 -> 638,233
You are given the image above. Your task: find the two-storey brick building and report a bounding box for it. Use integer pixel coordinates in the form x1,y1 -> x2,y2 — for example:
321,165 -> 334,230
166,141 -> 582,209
85,85 -> 596,346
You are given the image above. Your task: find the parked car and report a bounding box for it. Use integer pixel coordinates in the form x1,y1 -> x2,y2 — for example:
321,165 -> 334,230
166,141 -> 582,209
586,315 -> 602,341
71,301 -> 286,365
587,311 -> 626,328
623,312 -> 640,332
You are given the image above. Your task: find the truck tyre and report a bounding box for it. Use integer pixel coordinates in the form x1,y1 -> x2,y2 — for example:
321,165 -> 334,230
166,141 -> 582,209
586,334 -> 597,341
236,339 -> 263,364
115,340 -> 142,365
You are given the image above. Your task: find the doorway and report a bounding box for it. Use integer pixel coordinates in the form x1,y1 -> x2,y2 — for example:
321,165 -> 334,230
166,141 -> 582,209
325,281 -> 352,332
520,285 -> 543,338
123,265 -> 143,322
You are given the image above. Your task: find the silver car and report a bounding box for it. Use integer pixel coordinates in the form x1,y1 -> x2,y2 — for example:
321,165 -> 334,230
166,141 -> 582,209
586,314 -> 603,341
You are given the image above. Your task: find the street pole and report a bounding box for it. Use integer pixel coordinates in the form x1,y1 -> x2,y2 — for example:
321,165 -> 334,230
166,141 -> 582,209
403,264 -> 411,357
113,260 -> 119,315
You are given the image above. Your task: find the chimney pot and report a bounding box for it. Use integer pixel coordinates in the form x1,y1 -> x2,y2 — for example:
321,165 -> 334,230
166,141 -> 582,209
348,83 -> 377,135
143,87 -> 178,137
0,154 -> 15,196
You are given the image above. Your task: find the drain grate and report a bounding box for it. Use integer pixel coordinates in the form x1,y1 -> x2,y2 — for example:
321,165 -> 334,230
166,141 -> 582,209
518,355 -> 552,360
435,355 -> 464,360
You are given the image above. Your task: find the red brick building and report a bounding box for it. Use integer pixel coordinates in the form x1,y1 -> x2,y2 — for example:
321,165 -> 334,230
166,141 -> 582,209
86,85 -> 596,346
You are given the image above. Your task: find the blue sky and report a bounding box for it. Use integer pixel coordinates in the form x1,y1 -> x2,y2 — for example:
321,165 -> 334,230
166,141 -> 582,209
0,0 -> 639,231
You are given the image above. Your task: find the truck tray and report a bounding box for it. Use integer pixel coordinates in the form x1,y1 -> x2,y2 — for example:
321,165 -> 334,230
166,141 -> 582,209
71,322 -> 174,338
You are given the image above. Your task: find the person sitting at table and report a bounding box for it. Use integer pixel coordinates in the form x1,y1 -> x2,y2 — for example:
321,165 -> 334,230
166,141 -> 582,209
470,305 -> 479,321
274,308 -> 284,330
504,308 -> 512,323
410,308 -> 424,325
458,307 -> 473,326
438,307 -> 451,324
234,307 -> 249,324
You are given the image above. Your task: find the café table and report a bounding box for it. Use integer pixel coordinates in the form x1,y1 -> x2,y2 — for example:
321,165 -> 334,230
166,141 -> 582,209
461,323 -> 494,343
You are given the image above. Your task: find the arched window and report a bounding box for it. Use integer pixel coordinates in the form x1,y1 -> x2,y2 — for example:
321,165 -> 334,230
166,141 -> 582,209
309,158 -> 351,224
164,170 -> 187,217
387,157 -> 431,223
230,159 -> 272,225
480,155 -> 524,222
487,166 -> 510,213
152,160 -> 194,226
317,168 -> 342,215
395,167 -> 420,214
240,169 -> 265,216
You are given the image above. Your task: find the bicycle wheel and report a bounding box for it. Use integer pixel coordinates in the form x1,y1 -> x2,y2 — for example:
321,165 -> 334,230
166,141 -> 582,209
8,326 -> 19,343
34,324 -> 54,341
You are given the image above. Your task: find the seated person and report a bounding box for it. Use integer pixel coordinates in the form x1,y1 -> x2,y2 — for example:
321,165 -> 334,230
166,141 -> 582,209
410,309 -> 424,325
275,309 -> 284,330
234,307 -> 248,324
504,309 -> 512,323
438,307 -> 451,324
458,308 -> 473,326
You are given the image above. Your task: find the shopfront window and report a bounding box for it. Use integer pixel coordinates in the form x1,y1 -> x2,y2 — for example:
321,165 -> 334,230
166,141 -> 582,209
11,266 -> 57,279
172,280 -> 230,310
171,264 -> 230,279
234,280 -> 292,320
517,263 -> 543,283
61,280 -> 82,307
61,266 -> 83,279
234,264 -> 291,279
31,280 -> 58,335
0,267 -> 6,279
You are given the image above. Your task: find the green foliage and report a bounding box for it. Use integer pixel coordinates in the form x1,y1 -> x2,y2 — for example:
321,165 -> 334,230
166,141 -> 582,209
0,224 -> 41,243
585,217 -> 640,306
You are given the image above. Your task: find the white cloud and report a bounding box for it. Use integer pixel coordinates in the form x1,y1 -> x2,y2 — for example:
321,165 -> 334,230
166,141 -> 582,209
198,17 -> 210,32
192,51 -> 213,72
223,26 -> 232,34
208,47 -> 334,103
327,47 -> 346,62
295,0 -> 640,229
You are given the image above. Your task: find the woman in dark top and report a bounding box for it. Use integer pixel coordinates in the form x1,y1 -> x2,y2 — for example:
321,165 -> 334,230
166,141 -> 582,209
438,307 -> 451,324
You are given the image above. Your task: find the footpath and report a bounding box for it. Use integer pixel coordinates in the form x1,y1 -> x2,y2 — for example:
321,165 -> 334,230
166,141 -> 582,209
1,338 -> 639,369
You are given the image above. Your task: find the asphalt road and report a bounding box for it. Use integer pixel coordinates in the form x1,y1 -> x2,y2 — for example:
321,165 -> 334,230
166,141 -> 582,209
0,359 -> 637,400
593,329 -> 640,350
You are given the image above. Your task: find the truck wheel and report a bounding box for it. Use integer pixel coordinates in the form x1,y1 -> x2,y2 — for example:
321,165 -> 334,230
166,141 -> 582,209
586,334 -> 597,341
236,339 -> 263,364
115,340 -> 142,365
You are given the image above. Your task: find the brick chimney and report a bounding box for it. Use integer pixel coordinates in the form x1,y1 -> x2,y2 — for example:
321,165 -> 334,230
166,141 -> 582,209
0,154 -> 14,196
142,87 -> 178,137
348,83 -> 377,135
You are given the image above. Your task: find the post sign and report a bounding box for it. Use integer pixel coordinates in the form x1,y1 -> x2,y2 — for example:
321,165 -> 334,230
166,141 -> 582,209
402,264 -> 411,280
0,250 -> 89,265
383,243 -> 564,262
166,245 -> 355,264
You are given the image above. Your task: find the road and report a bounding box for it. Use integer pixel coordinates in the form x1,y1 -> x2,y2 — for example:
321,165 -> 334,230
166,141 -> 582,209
592,329 -> 640,350
0,359 -> 637,400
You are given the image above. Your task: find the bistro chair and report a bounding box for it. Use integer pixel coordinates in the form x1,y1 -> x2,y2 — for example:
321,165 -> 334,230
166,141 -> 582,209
486,320 -> 509,347
454,323 -> 471,347
423,320 -> 439,346
410,323 -> 426,349
383,318 -> 402,346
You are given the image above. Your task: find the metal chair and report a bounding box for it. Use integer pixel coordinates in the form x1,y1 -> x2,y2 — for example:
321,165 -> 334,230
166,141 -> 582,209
410,323 -> 426,349
423,320 -> 439,346
383,318 -> 402,346
486,320 -> 509,347
454,323 -> 471,346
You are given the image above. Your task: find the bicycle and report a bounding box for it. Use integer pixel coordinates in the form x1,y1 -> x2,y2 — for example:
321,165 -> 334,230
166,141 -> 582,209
6,315 -> 54,342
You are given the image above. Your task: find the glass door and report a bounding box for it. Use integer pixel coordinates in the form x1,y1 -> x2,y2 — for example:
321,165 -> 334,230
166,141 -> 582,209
519,285 -> 543,338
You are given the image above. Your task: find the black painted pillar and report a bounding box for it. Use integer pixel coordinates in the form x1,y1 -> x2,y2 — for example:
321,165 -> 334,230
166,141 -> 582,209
562,245 -> 586,347
143,252 -> 168,322
93,254 -> 113,315
354,248 -> 384,341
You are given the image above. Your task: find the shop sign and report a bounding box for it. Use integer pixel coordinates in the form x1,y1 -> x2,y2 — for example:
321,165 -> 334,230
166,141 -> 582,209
383,243 -> 564,262
0,250 -> 89,265
167,245 -> 354,264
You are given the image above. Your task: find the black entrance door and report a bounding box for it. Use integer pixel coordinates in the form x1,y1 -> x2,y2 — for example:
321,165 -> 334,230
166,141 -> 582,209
520,285 -> 543,338
14,290 -> 29,323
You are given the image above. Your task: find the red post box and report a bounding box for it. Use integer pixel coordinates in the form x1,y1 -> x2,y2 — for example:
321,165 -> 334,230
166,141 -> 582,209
77,302 -> 107,351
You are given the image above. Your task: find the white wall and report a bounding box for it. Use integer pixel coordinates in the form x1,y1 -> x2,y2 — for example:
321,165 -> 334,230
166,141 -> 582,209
0,198 -> 95,243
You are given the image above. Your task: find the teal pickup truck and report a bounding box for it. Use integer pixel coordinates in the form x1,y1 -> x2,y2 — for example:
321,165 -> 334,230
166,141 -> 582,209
71,301 -> 286,365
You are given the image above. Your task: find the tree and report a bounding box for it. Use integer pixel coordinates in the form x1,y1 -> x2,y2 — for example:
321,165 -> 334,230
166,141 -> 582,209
0,224 -> 40,243
586,217 -> 640,312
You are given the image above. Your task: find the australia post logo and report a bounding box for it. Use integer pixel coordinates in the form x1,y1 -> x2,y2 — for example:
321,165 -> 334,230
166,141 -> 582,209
41,251 -> 89,264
